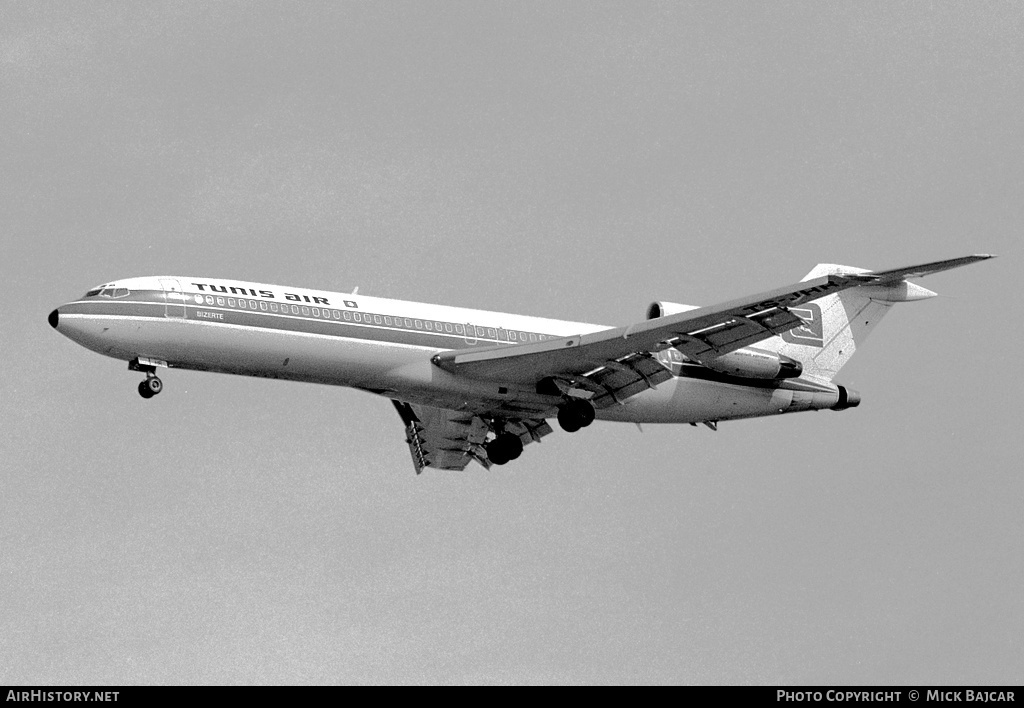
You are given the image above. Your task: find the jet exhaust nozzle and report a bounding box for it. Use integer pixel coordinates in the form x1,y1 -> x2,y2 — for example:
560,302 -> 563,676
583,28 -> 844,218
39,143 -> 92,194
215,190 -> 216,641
48,309 -> 59,329
832,386 -> 861,411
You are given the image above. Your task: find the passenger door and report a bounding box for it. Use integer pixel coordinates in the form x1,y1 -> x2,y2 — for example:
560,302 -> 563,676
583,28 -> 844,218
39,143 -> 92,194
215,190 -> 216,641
160,279 -> 187,319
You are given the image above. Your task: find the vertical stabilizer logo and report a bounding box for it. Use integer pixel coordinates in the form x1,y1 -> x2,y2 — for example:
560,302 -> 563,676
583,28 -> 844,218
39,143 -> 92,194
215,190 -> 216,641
781,303 -> 824,347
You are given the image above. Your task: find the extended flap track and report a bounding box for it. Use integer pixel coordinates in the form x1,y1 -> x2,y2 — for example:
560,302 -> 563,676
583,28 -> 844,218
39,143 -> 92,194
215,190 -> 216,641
539,351 -> 673,408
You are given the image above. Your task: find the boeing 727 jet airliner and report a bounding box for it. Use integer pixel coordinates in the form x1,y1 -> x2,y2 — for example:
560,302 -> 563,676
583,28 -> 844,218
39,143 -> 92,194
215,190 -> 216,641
49,255 -> 992,473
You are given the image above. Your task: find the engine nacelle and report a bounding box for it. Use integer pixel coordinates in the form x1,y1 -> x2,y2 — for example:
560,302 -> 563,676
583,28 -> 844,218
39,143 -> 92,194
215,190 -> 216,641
646,301 -> 700,319
832,385 -> 861,410
699,347 -> 803,380
648,302 -> 802,379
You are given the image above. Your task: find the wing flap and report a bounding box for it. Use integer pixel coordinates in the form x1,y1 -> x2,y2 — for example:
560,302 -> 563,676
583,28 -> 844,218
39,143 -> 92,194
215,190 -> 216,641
392,400 -> 490,473
569,353 -> 675,408
391,400 -> 552,474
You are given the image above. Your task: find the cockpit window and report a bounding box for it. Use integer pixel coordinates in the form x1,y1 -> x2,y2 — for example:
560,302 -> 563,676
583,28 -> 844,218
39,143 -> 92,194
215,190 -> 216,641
83,285 -> 129,298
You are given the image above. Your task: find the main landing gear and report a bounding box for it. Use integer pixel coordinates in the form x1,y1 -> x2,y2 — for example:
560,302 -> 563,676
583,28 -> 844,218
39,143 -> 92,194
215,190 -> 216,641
485,432 -> 524,466
556,399 -> 595,433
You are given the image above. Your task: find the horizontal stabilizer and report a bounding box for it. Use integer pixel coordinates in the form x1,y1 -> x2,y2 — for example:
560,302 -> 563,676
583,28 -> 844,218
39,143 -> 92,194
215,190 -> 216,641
856,254 -> 995,283
761,253 -> 994,382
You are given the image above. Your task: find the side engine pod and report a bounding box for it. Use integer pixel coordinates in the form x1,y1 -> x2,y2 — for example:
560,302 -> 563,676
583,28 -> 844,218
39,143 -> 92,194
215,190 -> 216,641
646,301 -> 700,319
700,348 -> 803,379
646,301 -> 802,379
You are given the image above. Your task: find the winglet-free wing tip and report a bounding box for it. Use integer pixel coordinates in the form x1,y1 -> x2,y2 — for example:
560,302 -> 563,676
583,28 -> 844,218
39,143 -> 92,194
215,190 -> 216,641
864,254 -> 996,283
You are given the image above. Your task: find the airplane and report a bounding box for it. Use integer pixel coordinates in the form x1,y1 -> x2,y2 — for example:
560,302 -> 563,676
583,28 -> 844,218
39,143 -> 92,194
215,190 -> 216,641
48,255 -> 993,474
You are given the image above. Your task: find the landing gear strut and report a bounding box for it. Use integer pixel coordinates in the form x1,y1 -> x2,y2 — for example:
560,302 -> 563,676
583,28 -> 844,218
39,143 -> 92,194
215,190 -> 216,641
485,432 -> 524,466
557,399 -> 595,433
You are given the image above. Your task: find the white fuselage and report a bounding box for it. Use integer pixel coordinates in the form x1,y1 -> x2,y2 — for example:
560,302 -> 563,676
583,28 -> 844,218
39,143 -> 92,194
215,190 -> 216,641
50,276 -> 845,423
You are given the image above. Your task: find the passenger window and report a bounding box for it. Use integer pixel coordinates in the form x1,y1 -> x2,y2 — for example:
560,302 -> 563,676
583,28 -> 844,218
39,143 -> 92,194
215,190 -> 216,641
334,310 -> 341,319
260,302 -> 267,311
436,322 -> 444,331
217,297 -> 225,306
455,324 -> 464,334
291,305 -> 299,314
384,316 -> 392,325
425,321 -> 432,330
343,311 -> 351,321
270,303 -> 278,312
415,320 -> 422,329
205,296 -> 214,305
228,298 -> 235,307
530,333 -> 537,342
406,318 -> 413,327
301,306 -> 309,316
249,300 -> 256,309
374,315 -> 382,325
445,323 -> 452,333
312,307 -> 319,317
487,328 -> 496,338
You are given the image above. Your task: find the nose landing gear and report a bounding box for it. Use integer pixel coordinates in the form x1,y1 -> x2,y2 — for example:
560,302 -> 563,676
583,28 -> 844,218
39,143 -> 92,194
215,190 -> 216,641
130,357 -> 165,400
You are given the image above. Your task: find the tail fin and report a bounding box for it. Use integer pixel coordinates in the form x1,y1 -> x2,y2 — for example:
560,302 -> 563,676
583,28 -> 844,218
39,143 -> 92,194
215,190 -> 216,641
758,263 -> 938,382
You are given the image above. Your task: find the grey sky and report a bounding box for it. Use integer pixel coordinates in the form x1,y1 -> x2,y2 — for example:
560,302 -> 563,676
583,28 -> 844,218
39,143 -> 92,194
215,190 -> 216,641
2,1 -> 1021,684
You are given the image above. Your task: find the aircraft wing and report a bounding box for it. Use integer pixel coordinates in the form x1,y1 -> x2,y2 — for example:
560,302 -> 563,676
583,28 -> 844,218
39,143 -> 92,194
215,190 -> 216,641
391,400 -> 553,474
431,255 -> 994,404
431,273 -> 854,393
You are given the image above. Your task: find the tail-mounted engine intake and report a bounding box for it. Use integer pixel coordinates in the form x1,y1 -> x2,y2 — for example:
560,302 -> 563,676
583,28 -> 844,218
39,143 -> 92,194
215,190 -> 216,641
646,301 -> 700,319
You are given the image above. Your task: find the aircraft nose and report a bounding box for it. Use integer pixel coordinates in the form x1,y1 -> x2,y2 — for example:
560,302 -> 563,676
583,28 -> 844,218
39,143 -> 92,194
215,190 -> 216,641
49,308 -> 59,329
